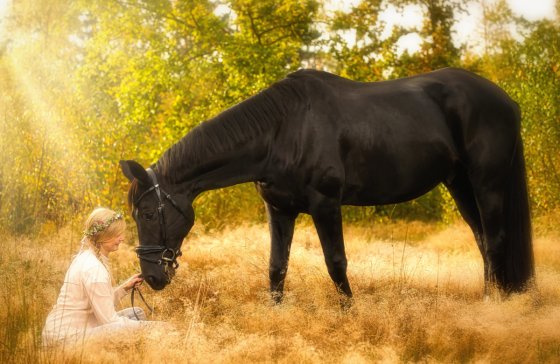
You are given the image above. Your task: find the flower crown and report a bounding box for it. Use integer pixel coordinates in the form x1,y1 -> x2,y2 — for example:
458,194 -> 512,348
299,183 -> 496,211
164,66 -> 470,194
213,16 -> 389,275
83,212 -> 124,238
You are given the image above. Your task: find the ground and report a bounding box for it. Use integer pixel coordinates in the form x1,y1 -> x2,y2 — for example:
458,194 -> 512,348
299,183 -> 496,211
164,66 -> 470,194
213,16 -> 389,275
1,215 -> 560,363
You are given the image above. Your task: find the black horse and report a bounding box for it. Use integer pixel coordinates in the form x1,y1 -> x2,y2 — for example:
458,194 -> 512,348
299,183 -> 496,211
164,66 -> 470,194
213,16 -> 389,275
120,68 -> 534,301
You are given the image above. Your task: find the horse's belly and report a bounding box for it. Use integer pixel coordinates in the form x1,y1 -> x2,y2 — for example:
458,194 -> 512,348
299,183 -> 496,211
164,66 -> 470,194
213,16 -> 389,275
341,142 -> 456,205
341,176 -> 443,205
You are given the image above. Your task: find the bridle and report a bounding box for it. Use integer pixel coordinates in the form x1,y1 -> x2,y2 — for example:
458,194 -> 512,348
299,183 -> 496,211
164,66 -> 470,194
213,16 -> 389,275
130,168 -> 191,320
133,168 -> 190,280
131,283 -> 153,320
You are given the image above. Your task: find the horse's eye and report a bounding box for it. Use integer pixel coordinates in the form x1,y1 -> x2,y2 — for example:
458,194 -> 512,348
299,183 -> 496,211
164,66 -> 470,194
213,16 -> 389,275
142,211 -> 155,221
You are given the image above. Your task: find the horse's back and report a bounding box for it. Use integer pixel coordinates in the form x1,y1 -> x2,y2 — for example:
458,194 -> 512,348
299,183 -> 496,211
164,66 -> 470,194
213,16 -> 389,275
276,68 -> 519,204
286,67 -> 520,162
288,68 -> 516,110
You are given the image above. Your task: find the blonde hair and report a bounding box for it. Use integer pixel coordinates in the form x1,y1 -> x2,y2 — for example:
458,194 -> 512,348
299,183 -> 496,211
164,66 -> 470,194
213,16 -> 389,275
82,207 -> 126,253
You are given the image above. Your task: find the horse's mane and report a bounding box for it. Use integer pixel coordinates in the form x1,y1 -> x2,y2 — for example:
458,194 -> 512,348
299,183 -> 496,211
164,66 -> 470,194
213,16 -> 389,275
156,76 -> 305,183
127,179 -> 139,209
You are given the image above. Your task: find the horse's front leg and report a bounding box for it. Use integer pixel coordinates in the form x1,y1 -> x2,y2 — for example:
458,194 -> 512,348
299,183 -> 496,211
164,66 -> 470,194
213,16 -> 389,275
266,203 -> 297,304
309,194 -> 353,300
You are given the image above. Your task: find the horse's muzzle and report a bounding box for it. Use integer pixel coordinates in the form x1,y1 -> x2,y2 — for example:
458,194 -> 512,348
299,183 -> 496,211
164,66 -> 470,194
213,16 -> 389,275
144,275 -> 168,291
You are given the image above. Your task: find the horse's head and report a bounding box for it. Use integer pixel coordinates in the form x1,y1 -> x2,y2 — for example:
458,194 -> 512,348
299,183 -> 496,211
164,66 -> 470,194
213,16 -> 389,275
120,160 -> 194,290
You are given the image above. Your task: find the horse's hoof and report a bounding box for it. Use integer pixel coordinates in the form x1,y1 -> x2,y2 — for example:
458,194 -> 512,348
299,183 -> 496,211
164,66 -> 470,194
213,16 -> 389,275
340,296 -> 353,311
271,291 -> 284,305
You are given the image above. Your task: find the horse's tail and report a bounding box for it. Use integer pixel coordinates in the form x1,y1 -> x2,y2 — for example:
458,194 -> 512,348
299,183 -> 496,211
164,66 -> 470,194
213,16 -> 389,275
502,130 -> 535,292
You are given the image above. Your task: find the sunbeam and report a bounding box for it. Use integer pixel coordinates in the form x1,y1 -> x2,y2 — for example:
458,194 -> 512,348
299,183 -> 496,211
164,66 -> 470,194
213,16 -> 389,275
1,22 -> 92,218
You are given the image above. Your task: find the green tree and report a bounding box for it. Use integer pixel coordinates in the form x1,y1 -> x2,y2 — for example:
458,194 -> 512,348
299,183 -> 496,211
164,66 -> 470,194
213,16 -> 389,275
470,0 -> 560,213
327,0 -> 391,81
76,0 -> 319,227
2,0 -> 559,235
390,0 -> 462,77
220,0 -> 319,98
494,21 -> 560,212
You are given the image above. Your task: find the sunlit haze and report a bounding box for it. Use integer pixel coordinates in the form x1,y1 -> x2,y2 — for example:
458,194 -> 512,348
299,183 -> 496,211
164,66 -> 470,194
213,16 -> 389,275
508,0 -> 557,20
0,0 -> 10,38
0,0 -> 8,16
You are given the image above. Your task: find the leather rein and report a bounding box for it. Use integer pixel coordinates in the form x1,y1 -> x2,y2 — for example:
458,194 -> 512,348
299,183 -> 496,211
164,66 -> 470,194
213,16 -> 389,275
131,168 -> 190,320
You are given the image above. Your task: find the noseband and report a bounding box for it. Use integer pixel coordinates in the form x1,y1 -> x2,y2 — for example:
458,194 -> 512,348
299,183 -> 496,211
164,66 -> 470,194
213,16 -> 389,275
133,168 -> 190,279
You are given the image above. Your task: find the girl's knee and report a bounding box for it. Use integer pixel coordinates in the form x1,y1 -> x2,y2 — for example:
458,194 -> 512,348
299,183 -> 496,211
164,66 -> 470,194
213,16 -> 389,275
118,307 -> 146,320
131,307 -> 146,320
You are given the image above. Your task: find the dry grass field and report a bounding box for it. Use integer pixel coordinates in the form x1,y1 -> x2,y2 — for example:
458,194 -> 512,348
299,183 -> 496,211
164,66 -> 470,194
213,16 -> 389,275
1,215 -> 560,363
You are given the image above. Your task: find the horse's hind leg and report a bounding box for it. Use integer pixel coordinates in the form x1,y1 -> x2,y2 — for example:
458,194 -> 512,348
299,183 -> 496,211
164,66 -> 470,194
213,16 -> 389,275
266,203 -> 297,303
445,170 -> 489,295
469,169 -> 509,292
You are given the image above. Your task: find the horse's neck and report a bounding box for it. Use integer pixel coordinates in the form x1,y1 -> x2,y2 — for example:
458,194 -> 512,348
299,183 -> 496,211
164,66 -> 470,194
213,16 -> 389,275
157,121 -> 271,200
157,79 -> 300,198
181,144 -> 267,199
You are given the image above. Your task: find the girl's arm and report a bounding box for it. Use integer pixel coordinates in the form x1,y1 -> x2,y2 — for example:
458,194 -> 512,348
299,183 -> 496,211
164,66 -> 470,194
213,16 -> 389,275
82,266 -> 129,325
114,273 -> 144,303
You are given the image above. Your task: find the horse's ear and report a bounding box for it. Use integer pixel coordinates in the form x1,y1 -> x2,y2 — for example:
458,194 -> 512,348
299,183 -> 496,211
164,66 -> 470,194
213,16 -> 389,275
119,160 -> 151,185
119,160 -> 135,182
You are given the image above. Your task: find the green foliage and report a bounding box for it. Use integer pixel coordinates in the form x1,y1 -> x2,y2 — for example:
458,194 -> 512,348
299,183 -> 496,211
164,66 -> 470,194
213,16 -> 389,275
22,0 -> 319,230
329,0 -> 461,81
328,0 -> 391,81
489,21 -> 560,212
0,0 -> 559,234
223,0 -> 319,96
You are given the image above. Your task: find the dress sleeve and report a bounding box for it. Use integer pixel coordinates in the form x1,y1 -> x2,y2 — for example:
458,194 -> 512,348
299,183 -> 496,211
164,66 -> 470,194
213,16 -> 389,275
113,285 -> 128,304
82,266 -> 130,325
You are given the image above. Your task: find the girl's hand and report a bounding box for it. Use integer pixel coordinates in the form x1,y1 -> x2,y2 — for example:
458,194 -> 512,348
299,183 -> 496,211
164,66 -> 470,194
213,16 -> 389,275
123,273 -> 144,291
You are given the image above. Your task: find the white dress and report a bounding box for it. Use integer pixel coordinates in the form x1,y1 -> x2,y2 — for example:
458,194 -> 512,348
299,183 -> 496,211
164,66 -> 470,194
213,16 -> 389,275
42,249 -> 145,345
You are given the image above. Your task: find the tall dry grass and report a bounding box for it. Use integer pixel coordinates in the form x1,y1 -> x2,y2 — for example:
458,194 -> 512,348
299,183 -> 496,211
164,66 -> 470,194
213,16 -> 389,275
1,218 -> 560,363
